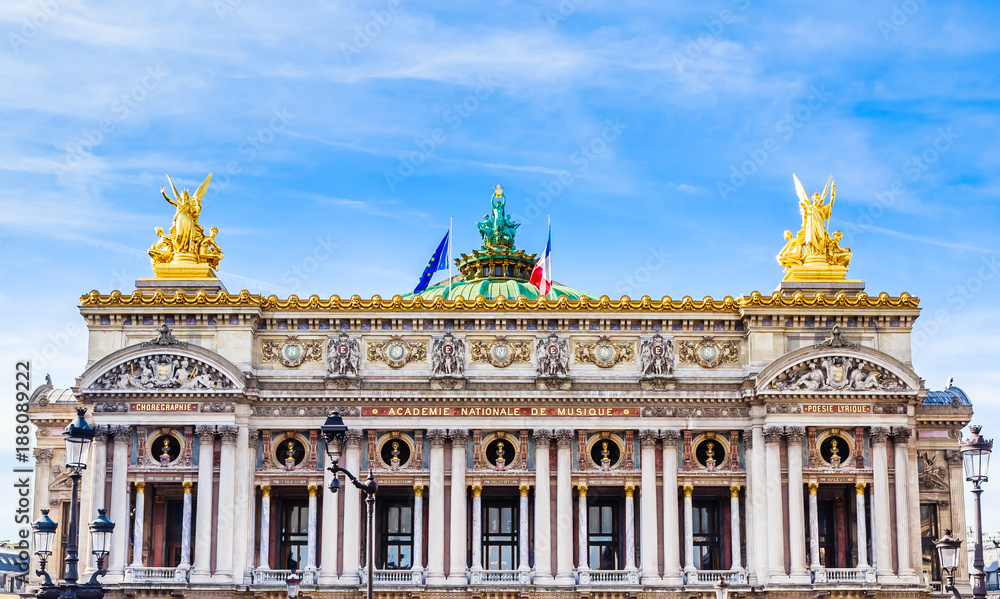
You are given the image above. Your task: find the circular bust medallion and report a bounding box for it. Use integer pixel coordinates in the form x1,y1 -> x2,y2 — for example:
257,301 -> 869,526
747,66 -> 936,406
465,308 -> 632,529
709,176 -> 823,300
278,340 -> 307,367
387,344 -> 406,360
489,340 -> 513,367
592,341 -> 618,368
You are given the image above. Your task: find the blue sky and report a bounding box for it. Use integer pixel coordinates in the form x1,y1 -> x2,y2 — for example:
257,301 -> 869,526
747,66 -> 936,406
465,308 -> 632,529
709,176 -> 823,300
1,1 -> 998,536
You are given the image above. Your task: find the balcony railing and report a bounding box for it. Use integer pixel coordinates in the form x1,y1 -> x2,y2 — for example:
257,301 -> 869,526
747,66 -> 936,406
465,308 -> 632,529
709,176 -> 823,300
685,569 -> 748,586
813,567 -> 876,584
578,569 -> 640,585
372,569 -> 423,585
251,569 -> 293,586
470,569 -> 532,585
124,566 -> 188,583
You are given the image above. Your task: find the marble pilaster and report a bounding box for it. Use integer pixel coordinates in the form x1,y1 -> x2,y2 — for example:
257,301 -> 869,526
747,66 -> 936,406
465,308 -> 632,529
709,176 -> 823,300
808,483 -> 822,573
577,486 -> 588,572
855,482 -> 869,568
624,485 -> 637,572
306,485 -> 318,583
471,485 -> 483,571
683,484 -> 694,573
176,482 -> 193,580
131,482 -> 146,567
519,485 -> 530,572
258,485 -> 271,569
730,485 -> 742,570
412,485 -> 424,573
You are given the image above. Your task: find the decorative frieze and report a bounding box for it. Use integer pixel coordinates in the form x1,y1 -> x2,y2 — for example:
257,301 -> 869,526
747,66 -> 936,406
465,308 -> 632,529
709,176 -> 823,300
201,402 -> 235,413
91,355 -> 234,390
470,337 -> 531,367
677,336 -> 739,368
575,336 -> 634,368
367,336 -> 427,368
262,337 -> 323,367
770,356 -> 906,392
640,406 -> 749,418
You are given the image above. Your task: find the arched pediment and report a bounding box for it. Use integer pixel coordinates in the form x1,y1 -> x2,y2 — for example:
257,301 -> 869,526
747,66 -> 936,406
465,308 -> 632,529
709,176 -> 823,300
81,342 -> 246,392
756,342 -> 921,394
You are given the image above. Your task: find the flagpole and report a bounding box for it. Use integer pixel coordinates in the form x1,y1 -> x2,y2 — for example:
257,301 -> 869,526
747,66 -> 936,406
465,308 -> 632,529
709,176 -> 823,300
448,215 -> 453,299
547,214 -> 552,300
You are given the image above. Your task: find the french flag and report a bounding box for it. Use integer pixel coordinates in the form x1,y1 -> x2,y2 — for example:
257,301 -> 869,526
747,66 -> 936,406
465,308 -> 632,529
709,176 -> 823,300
530,224 -> 552,295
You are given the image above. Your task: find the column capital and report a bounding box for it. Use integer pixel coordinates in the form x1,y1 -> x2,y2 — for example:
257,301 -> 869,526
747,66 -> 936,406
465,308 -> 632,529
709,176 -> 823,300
113,424 -> 132,442
743,429 -> 754,449
218,425 -> 239,441
855,482 -> 866,495
577,485 -> 587,497
682,484 -> 693,497
659,428 -> 681,442
261,484 -> 271,497
892,426 -> 912,442
808,482 -> 819,495
135,481 -> 146,493
448,428 -> 469,442
247,427 -> 259,447
344,429 -> 365,445
471,485 -> 482,497
532,428 -> 553,441
519,484 -> 530,497
308,484 -> 318,497
624,484 -> 635,498
555,429 -> 574,446
182,481 -> 193,493
786,426 -> 806,441
427,429 -> 448,445
763,426 -> 785,442
33,447 -> 53,462
729,484 -> 741,498
870,426 -> 890,443
638,429 -> 658,445
413,484 -> 424,497
194,425 -> 216,440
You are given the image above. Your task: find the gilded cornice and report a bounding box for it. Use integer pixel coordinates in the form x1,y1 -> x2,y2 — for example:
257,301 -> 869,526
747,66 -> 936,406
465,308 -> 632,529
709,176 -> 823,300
80,290 -> 919,312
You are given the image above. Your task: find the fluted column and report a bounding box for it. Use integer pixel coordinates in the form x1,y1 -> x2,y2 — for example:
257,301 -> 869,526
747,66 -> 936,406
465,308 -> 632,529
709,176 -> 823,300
131,482 -> 146,567
232,425 -> 251,585
786,427 -> 809,583
471,485 -> 483,572
412,485 -> 424,573
893,427 -> 916,578
749,426 -> 768,585
425,430 -> 447,585
808,483 -> 822,573
639,431 -> 660,583
319,467 -> 340,584
447,429 -> 469,584
191,426 -> 216,583
177,482 -> 193,580
108,426 -> 131,581
855,483 -> 869,568
683,484 -> 694,574
258,486 -> 271,569
742,430 -> 757,585
554,429 -> 575,585
533,430 -> 554,584
341,429 -> 364,584
624,485 -> 637,572
214,425 -> 237,582
519,485 -> 530,571
83,430 -> 107,574
870,427 -> 893,579
661,430 -> 682,585
577,485 -> 589,572
763,426 -> 786,583
730,485 -> 742,570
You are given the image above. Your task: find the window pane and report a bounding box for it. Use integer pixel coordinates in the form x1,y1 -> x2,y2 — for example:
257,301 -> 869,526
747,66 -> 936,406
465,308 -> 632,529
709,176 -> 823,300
501,507 -> 512,533
399,546 -> 411,569
601,506 -> 612,533
389,506 -> 400,533
400,507 -> 412,533
589,506 -> 599,533
489,508 -> 499,534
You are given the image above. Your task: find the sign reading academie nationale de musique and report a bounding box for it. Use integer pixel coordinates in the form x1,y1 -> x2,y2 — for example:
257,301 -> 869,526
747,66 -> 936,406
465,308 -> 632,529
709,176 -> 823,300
362,406 -> 642,417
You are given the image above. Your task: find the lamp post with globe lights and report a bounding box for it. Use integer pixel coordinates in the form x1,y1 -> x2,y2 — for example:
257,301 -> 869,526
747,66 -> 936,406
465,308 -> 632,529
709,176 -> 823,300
936,529 -> 963,599
321,410 -> 377,599
961,425 -> 992,599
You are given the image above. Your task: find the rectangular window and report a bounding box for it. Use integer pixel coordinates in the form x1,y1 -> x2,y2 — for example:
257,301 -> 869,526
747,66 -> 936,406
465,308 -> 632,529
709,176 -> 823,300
817,498 -> 838,568
692,500 -> 722,570
482,499 -> 518,570
278,499 -> 309,571
921,503 -> 940,582
588,499 -> 621,570
379,498 -> 413,569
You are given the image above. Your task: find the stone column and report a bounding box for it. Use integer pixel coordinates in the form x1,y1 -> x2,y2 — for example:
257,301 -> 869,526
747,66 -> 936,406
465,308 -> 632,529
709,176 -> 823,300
305,485 -> 318,583
425,430 -> 448,585
31,448 -> 53,582
447,429 -> 468,584
131,482 -> 146,567
533,430 -> 554,584
412,485 -> 424,574
214,425 -> 237,582
177,482 -> 193,580
749,426 -> 769,585
577,485 -> 589,572
624,485 -> 637,572
471,485 -> 483,572
763,426 -> 786,582
554,429 -> 575,585
519,485 -> 530,572
639,431 -> 660,583
870,427 -> 894,579
83,431 -> 107,574
855,483 -> 869,568
730,485 -> 742,570
683,484 -> 694,574
786,427 -> 809,583
258,486 -> 271,569
108,426 -> 131,581
232,425 -> 251,585
341,429 -> 364,584
742,430 -> 757,585
191,426 -> 216,583
808,483 -> 822,573
893,428 -> 916,578
661,430 -> 682,585
319,468 -> 340,584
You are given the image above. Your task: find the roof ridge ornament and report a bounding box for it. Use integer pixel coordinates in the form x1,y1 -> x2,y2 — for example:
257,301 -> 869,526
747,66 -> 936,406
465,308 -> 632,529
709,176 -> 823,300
814,325 -> 859,349
141,324 -> 187,348
777,173 -> 857,283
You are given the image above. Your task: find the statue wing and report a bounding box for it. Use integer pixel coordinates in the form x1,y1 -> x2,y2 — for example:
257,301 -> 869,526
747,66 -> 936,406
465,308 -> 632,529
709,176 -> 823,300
194,172 -> 213,201
819,175 -> 833,204
165,173 -> 180,200
792,173 -> 809,204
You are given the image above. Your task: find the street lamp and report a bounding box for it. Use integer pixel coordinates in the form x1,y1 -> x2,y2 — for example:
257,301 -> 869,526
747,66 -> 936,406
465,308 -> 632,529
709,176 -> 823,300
936,529 -> 963,599
961,425 -> 992,599
321,410 -> 377,599
285,570 -> 303,598
34,407 -> 113,599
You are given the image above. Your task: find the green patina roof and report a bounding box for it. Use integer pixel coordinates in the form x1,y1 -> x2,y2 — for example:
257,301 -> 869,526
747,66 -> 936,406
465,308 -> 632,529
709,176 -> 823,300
405,279 -> 588,301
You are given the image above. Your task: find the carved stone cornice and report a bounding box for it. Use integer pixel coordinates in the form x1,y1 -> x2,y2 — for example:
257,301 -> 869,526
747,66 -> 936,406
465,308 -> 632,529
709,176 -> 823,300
194,425 -> 216,440
344,429 -> 365,446
870,426 -> 890,444
448,429 -> 469,442
786,426 -> 806,442
427,429 -> 448,446
763,426 -> 785,442
892,426 -> 913,442
659,429 -> 681,442
638,429 -> 658,445
532,429 -> 553,442
218,425 -> 239,441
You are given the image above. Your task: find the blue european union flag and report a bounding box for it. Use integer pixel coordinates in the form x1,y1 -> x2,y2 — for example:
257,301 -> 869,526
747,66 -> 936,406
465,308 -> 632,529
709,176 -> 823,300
413,230 -> 451,294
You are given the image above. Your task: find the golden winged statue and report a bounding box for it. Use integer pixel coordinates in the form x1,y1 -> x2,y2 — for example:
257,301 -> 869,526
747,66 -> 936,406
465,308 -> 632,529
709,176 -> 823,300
777,174 -> 853,282
147,173 -> 224,279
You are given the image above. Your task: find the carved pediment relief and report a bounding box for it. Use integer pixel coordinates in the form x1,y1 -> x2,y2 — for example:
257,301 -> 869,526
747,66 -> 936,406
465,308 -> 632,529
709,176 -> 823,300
769,355 -> 908,392
90,354 -> 236,391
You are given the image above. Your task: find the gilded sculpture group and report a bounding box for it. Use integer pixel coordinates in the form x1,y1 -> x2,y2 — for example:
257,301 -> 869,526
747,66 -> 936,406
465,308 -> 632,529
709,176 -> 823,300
144,172 -> 854,284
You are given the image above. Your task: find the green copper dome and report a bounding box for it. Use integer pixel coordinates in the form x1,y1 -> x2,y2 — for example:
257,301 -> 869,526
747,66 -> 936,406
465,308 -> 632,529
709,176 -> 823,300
404,186 -> 589,301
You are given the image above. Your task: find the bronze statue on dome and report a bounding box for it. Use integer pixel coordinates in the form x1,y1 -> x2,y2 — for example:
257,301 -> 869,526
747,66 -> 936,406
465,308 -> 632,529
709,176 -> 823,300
477,185 -> 520,250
